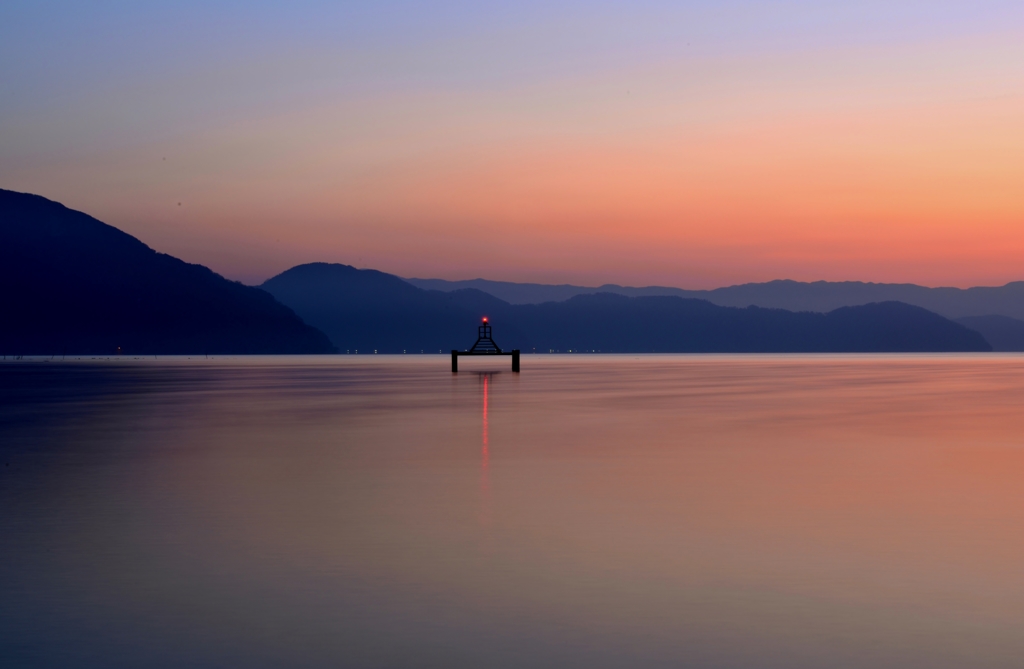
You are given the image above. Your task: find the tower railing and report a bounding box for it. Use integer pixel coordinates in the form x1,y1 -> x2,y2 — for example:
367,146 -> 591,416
452,318 -> 519,372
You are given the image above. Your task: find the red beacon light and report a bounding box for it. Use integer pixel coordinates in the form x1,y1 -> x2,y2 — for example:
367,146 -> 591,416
452,315 -> 519,372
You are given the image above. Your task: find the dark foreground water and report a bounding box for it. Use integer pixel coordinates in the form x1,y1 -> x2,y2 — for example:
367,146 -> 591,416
3,355 -> 1024,668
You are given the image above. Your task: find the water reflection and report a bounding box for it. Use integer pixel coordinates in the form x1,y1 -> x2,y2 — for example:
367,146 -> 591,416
480,372 -> 492,529
3,355 -> 1024,668
482,372 -> 490,454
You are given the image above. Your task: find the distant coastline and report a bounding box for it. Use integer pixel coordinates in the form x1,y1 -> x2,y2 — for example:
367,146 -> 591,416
2,188 -> 1014,356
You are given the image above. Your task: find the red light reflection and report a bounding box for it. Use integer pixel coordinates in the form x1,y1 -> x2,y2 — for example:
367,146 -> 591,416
482,374 -> 489,472
480,374 -> 492,532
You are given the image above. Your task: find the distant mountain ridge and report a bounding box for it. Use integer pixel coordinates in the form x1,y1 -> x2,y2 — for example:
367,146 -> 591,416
262,263 -> 519,353
266,263 -> 990,353
955,315 -> 1024,352
1,188 -> 1008,355
406,277 -> 1024,321
0,189 -> 335,354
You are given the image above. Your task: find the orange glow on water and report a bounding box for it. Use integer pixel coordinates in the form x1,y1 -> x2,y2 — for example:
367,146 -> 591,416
480,373 -> 491,532
482,374 -> 489,454
16,355 -> 1024,664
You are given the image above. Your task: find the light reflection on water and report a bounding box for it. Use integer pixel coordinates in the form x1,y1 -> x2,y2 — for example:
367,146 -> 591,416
480,373 -> 492,532
3,355 -> 1024,668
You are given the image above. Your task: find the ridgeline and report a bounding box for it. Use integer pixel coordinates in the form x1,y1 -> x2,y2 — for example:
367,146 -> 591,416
0,189 -> 334,355
264,263 -> 991,354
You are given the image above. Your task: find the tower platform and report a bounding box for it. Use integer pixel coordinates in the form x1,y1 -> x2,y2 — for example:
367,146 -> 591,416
451,318 -> 520,372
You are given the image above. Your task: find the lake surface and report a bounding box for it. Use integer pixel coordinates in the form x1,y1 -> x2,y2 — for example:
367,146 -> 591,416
3,354 -> 1024,668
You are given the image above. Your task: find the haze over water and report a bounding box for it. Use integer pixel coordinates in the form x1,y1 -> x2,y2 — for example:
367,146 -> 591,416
3,355 -> 1024,668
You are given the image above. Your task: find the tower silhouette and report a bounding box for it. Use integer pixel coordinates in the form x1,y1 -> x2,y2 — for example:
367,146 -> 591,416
469,318 -> 501,353
452,317 -> 520,373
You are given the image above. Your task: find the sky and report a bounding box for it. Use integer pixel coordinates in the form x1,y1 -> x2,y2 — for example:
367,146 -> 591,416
2,1 -> 1023,288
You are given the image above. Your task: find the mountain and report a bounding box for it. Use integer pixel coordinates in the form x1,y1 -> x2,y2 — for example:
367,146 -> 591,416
405,277 -> 631,305
405,277 -> 1024,321
696,280 -> 1024,320
267,263 -> 990,353
956,315 -> 1024,352
0,189 -> 334,355
506,296 -> 990,353
261,263 -> 525,353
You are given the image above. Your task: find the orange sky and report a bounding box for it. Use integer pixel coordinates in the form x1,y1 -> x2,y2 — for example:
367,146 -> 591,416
2,3 -> 1023,287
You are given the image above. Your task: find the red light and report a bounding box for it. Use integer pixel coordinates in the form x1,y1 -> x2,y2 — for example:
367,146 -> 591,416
482,317 -> 488,323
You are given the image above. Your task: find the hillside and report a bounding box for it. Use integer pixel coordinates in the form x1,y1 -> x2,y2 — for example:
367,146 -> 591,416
406,277 -> 1024,321
261,263 -> 523,353
0,190 -> 334,355
268,264 -> 991,353
956,315 -> 1024,352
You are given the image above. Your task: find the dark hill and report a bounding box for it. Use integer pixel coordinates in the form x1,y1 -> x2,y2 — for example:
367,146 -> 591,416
261,263 -> 524,353
512,295 -> 990,353
406,276 -> 1024,321
0,189 -> 334,354
956,315 -> 1024,352
265,264 -> 990,353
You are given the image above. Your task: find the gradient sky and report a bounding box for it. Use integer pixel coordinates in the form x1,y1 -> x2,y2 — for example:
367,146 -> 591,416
2,1 -> 1023,287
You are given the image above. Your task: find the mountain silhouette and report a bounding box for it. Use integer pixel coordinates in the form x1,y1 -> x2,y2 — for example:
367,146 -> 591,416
265,263 -> 991,353
262,263 -> 524,353
955,315 -> 1024,352
406,277 -> 1024,321
0,189 -> 334,355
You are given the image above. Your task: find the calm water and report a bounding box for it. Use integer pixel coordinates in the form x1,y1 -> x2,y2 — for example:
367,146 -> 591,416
3,355 -> 1024,668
